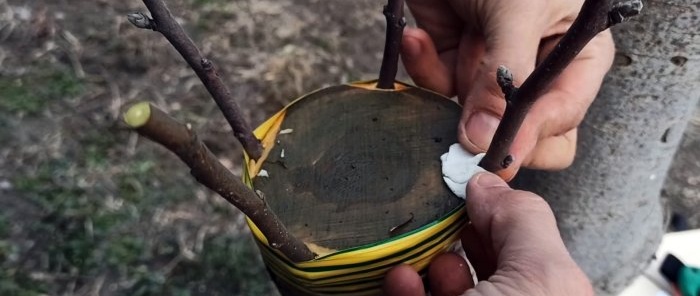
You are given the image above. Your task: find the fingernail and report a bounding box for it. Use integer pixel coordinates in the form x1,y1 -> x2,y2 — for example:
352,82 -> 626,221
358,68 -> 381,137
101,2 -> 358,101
474,172 -> 507,188
465,112 -> 500,151
401,34 -> 421,59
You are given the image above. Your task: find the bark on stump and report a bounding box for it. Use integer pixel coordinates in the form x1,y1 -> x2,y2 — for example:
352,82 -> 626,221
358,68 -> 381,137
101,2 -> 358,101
514,0 -> 700,294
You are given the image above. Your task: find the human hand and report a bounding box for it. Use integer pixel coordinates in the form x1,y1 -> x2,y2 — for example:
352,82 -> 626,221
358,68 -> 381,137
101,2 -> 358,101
383,172 -> 593,296
401,0 -> 615,180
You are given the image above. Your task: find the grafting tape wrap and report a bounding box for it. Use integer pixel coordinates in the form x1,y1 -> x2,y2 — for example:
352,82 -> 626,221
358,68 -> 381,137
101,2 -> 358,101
242,81 -> 467,296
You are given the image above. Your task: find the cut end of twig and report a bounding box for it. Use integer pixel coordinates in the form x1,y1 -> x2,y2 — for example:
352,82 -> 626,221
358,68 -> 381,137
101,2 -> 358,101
496,66 -> 514,90
127,12 -> 155,30
496,65 -> 517,103
608,0 -> 644,25
124,102 -> 152,128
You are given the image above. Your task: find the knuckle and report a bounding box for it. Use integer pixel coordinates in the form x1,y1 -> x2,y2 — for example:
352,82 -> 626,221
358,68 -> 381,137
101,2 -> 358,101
492,190 -> 554,226
489,190 -> 552,228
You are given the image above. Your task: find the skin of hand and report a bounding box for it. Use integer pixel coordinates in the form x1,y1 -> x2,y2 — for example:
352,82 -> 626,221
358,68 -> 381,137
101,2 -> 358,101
383,172 -> 593,296
401,0 -> 615,180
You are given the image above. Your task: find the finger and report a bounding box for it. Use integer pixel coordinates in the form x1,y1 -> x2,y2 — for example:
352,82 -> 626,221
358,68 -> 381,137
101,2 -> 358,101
428,252 -> 475,296
403,0 -> 462,96
523,128 -> 578,169
454,31 -> 485,105
401,28 -> 456,96
461,224 -> 496,280
464,172 -> 513,243
383,264 -> 426,296
515,31 -> 615,169
405,0 -> 462,52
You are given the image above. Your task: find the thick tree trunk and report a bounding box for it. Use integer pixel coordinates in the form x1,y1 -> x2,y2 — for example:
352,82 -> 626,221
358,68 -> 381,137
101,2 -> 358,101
663,104 -> 700,229
514,1 -> 700,295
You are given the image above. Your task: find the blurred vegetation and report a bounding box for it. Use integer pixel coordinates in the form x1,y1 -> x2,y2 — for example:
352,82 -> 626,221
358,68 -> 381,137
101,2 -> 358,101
0,75 -> 276,295
0,66 -> 82,115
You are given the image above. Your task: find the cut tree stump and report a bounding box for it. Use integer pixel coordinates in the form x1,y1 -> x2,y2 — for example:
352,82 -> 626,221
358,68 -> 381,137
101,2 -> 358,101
252,83 -> 463,252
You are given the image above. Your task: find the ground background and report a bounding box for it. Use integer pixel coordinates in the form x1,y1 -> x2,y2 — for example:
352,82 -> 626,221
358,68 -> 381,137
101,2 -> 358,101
0,0 -> 697,295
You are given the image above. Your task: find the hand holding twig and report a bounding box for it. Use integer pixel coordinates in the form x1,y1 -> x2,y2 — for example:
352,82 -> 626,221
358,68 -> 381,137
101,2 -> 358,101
479,0 -> 643,175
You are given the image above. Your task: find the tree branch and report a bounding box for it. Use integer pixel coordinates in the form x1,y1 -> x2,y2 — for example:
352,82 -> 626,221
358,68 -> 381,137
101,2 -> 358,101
123,102 -> 314,262
127,0 -> 263,160
479,0 -> 643,174
377,0 -> 406,89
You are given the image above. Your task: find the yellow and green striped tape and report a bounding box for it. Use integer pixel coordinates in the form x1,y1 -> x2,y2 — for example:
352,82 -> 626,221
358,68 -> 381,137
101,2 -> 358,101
242,81 -> 467,295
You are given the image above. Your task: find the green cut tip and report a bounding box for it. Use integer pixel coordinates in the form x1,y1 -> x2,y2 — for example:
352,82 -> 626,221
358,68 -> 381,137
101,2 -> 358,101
124,102 -> 152,128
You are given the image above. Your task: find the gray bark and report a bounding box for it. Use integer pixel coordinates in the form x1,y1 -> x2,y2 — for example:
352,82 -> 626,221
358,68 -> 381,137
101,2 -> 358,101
663,104 -> 700,229
514,1 -> 700,295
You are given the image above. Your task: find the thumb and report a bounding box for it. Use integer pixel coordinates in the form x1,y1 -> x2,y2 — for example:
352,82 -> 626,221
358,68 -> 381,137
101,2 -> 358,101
465,172 -> 566,262
465,172 -> 593,295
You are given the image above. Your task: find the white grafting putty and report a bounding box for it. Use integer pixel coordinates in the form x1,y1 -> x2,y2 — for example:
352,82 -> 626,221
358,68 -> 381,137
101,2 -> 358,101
440,144 -> 486,199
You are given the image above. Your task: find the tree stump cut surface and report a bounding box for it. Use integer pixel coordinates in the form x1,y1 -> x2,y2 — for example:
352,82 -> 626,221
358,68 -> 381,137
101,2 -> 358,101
253,84 -> 463,251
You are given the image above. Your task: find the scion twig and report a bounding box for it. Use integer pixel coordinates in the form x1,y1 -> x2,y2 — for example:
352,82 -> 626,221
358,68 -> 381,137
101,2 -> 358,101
127,0 -> 263,160
479,0 -> 643,174
377,0 -> 406,89
123,102 -> 315,262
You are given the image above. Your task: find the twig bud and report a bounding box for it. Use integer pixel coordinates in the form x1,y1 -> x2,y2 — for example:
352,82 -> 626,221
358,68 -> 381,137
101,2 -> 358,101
201,58 -> 213,71
496,65 -> 516,104
608,0 -> 644,25
127,12 -> 155,30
